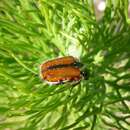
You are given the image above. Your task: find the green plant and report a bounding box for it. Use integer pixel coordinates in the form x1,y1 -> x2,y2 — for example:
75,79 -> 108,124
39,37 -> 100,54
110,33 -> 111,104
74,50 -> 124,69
0,0 -> 130,130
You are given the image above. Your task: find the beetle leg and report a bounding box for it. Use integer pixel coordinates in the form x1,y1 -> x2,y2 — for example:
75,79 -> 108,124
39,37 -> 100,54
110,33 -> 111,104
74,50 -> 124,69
57,80 -> 64,85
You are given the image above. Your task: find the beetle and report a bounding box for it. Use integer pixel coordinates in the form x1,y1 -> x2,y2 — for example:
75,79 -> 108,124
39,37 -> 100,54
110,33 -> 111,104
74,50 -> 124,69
40,56 -> 87,85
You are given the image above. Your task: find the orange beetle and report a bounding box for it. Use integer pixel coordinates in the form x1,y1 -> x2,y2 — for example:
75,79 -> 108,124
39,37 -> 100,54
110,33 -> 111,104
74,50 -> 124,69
40,56 -> 87,85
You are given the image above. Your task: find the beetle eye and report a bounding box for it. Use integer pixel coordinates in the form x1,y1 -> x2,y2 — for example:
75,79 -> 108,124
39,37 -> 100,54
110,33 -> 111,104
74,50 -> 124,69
74,62 -> 83,67
81,71 -> 89,80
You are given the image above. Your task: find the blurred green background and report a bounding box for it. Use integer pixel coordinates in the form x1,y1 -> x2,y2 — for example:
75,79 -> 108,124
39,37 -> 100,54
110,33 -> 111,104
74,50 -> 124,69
0,0 -> 130,130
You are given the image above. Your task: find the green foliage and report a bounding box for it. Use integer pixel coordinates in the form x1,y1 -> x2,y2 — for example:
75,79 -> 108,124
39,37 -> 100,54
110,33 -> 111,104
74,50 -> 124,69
0,0 -> 130,130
